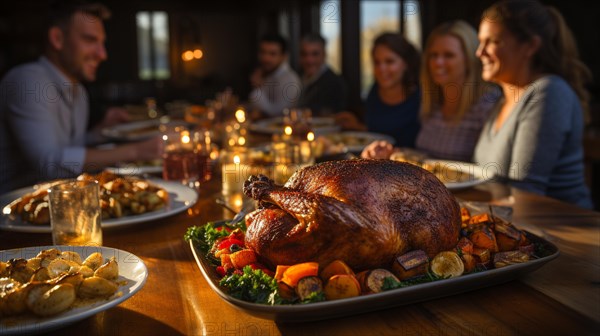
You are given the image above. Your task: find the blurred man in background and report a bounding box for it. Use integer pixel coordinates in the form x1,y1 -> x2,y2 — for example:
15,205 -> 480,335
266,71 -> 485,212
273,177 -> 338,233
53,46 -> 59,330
297,34 -> 347,116
248,33 -> 301,118
0,0 -> 161,193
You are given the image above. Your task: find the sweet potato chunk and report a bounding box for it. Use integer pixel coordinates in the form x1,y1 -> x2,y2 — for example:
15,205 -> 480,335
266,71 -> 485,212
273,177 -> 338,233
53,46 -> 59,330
460,254 -> 477,273
469,226 -> 498,252
456,237 -> 474,255
320,260 -> 354,283
229,249 -> 257,269
324,274 -> 361,300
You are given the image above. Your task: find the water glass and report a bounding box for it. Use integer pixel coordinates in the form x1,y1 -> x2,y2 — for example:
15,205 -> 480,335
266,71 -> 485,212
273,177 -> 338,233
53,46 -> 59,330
48,180 -> 103,246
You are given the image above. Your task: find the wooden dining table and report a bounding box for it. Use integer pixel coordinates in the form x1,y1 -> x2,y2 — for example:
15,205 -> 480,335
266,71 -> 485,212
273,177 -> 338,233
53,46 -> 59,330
1,173 -> 599,335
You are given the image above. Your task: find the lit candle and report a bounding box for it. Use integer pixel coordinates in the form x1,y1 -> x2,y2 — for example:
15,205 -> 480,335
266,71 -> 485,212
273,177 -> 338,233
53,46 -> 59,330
221,151 -> 248,196
235,108 -> 246,123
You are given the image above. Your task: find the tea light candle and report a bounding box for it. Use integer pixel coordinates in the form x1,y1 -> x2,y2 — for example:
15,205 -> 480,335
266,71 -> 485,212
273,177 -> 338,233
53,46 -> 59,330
221,147 -> 251,196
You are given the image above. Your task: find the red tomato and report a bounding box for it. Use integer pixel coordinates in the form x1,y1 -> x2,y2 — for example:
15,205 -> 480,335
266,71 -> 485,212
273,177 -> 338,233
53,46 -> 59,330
217,238 -> 245,250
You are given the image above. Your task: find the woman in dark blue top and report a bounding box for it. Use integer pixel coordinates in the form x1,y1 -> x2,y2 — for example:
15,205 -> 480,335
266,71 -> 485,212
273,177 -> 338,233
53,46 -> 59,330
337,33 -> 421,148
366,83 -> 421,148
366,33 -> 421,148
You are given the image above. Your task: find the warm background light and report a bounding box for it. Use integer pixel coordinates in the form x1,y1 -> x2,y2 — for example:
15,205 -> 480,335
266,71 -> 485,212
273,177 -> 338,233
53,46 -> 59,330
235,109 -> 246,123
193,49 -> 203,59
307,132 -> 315,142
182,50 -> 194,61
284,126 -> 292,136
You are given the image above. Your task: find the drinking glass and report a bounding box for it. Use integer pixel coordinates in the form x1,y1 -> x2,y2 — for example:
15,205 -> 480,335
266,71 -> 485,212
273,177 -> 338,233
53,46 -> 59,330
271,140 -> 315,185
48,180 -> 103,246
162,128 -> 201,188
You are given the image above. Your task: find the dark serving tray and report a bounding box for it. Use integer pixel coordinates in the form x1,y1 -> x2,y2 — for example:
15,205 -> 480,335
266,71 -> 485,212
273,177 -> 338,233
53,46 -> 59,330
189,225 -> 559,322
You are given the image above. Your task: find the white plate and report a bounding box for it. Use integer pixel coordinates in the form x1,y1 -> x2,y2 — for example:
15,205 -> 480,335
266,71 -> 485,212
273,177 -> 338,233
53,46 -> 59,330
249,117 -> 340,135
0,179 -> 198,233
423,160 -> 493,190
101,118 -> 192,141
105,164 -> 163,175
323,131 -> 396,152
0,245 -> 148,335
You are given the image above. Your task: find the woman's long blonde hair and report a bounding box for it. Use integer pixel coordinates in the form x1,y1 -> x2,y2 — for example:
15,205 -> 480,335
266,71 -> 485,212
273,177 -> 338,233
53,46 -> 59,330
420,20 -> 487,123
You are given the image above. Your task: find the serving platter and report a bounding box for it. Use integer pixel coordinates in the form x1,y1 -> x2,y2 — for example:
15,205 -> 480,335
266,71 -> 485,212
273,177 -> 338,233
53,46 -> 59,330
0,179 -> 197,233
0,245 -> 148,335
189,223 -> 558,322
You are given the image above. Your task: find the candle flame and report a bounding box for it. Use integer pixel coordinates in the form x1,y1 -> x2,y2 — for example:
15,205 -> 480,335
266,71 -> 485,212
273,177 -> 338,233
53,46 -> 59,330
181,131 -> 191,144
228,138 -> 235,146
284,126 -> 292,136
193,49 -> 203,59
307,132 -> 315,142
235,109 -> 246,123
238,136 -> 246,146
233,155 -> 240,164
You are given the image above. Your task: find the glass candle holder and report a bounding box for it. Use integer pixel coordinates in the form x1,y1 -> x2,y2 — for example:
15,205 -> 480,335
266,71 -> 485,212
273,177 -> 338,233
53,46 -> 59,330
162,128 -> 201,188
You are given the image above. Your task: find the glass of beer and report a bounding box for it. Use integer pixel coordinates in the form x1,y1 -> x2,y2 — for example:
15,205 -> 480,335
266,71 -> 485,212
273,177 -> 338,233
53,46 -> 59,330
48,180 -> 103,246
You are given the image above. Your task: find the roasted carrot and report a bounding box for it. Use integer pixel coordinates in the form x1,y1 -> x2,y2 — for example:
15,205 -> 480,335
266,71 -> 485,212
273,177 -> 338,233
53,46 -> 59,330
281,262 -> 319,287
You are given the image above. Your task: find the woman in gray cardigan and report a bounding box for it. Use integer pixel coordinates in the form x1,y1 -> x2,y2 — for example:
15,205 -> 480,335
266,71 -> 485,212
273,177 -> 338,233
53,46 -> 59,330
474,0 -> 593,208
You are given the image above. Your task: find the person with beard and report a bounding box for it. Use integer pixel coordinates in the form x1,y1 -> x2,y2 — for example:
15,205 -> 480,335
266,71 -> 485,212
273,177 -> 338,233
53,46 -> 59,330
0,1 -> 161,193
248,33 -> 301,118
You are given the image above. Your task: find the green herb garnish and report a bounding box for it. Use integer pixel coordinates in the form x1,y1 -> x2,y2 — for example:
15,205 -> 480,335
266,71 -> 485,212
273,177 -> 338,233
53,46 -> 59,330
381,272 -> 447,291
219,266 -> 282,305
301,291 -> 326,304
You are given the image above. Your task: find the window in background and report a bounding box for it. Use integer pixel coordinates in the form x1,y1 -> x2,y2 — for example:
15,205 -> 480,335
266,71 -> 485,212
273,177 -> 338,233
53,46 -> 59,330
403,1 -> 422,51
137,11 -> 170,80
360,0 -> 400,97
320,0 -> 341,74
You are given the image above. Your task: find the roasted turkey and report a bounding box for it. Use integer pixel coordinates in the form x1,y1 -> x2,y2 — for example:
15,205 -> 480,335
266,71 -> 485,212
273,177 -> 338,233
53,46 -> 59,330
243,159 -> 461,271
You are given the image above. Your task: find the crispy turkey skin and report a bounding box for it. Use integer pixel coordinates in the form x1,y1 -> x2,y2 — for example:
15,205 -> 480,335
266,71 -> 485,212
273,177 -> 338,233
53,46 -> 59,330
243,159 -> 461,271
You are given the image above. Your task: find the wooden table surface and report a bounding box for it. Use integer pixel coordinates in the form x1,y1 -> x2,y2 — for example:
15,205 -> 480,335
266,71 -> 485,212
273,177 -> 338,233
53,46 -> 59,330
1,176 -> 599,335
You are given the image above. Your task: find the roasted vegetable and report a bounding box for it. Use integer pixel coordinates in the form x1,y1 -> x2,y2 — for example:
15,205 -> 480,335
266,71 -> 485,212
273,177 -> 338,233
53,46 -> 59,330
320,260 -> 354,283
281,262 -> 319,288
472,247 -> 491,266
460,254 -> 477,273
469,226 -> 498,252
229,249 -> 257,269
295,276 -> 324,301
493,251 -> 530,268
456,237 -> 474,255
494,219 -> 522,251
391,250 -> 429,280
430,251 -> 464,278
274,265 -> 291,281
360,269 -> 400,293
323,274 -> 361,300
